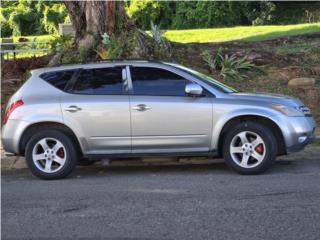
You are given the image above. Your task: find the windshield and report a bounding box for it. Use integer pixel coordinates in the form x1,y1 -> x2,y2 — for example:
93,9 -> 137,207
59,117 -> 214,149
168,63 -> 237,93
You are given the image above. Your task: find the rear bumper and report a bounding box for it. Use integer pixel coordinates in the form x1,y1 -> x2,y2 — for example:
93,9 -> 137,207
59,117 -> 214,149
1,120 -> 30,155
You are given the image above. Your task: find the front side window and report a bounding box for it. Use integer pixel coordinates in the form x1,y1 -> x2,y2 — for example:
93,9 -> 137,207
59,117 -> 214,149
167,63 -> 237,93
40,70 -> 76,91
73,67 -> 124,95
130,67 -> 188,96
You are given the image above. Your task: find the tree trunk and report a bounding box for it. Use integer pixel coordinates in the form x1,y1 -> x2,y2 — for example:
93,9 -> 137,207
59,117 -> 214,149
64,1 -> 129,50
49,1 -> 167,65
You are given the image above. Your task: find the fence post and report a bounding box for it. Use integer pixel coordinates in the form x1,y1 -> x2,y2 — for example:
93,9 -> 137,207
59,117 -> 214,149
32,37 -> 37,57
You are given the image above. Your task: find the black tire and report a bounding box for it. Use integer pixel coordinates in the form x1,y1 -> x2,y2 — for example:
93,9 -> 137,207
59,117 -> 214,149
222,121 -> 277,175
25,129 -> 78,180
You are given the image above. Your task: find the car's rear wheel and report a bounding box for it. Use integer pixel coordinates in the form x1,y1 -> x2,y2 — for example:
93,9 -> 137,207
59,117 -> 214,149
25,129 -> 78,180
223,121 -> 277,174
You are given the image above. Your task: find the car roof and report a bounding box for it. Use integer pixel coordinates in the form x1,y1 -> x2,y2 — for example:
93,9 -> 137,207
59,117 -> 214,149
31,60 -> 175,75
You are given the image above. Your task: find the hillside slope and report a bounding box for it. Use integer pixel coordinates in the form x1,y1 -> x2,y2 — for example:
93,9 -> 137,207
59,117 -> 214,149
172,33 -> 320,125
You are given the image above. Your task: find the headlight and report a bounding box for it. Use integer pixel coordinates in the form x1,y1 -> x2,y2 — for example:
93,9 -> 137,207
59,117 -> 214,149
271,104 -> 304,117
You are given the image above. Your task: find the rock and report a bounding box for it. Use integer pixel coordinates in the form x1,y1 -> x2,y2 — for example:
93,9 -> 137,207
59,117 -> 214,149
247,53 -> 262,61
310,66 -> 320,76
288,77 -> 316,86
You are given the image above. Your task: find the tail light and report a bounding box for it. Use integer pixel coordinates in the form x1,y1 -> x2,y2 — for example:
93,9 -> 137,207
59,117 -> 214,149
4,100 -> 24,124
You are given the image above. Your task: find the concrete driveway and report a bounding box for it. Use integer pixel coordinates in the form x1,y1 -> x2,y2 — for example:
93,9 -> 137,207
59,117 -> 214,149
2,145 -> 320,240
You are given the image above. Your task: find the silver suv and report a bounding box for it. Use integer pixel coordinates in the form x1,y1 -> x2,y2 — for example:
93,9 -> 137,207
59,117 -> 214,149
2,61 -> 316,179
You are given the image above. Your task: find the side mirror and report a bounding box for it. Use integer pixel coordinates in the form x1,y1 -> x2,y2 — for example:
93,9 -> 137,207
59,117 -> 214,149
185,83 -> 203,96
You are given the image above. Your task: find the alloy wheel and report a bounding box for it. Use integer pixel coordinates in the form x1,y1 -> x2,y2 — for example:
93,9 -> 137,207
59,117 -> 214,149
229,131 -> 266,168
32,137 -> 67,173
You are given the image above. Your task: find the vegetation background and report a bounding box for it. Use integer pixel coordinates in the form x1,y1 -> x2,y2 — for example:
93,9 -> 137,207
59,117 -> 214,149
1,1 -> 320,38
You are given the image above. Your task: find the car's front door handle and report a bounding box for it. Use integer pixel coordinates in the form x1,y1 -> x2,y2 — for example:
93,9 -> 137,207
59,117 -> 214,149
64,105 -> 82,113
132,104 -> 151,112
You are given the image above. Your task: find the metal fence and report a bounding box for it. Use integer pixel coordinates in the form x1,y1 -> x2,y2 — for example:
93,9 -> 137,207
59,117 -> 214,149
0,39 -> 50,60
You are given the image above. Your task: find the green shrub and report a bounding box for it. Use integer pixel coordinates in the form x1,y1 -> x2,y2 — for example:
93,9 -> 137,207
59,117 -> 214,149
95,31 -> 137,60
202,48 -> 256,81
49,35 -> 73,54
107,32 -> 136,59
201,48 -> 224,72
219,54 -> 255,81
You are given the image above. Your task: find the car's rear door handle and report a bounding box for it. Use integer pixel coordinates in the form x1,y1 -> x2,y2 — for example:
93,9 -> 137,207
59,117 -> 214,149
132,104 -> 151,112
64,105 -> 82,113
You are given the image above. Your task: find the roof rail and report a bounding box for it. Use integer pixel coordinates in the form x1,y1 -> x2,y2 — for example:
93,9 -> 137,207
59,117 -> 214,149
47,58 -> 177,68
92,58 -> 164,64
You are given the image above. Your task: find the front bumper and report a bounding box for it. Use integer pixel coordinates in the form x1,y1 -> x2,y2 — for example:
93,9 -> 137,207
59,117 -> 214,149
281,116 -> 317,153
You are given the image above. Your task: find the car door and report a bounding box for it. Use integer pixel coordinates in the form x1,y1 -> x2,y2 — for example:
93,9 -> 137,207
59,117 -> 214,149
129,66 -> 213,153
61,66 -> 131,155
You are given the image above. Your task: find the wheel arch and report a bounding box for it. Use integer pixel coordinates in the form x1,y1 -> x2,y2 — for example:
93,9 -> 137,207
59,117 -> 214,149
216,114 -> 286,157
19,121 -> 84,156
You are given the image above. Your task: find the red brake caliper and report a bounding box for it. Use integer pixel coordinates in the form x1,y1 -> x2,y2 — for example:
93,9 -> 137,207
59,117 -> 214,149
57,148 -> 65,158
255,144 -> 264,154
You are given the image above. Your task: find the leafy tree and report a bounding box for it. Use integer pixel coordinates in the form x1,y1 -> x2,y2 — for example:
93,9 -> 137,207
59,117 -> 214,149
126,0 -> 175,29
41,3 -> 69,34
0,0 -> 68,37
240,1 -> 276,25
126,1 -> 320,29
6,1 -> 41,36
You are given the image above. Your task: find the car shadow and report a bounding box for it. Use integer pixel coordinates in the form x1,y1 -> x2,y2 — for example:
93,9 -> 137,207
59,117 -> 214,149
3,158 -> 314,181
73,161 -> 230,178
69,158 -> 303,179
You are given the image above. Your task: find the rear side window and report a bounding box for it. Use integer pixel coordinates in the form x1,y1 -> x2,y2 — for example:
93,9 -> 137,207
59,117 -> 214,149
130,67 -> 188,96
73,67 -> 124,95
40,70 -> 76,91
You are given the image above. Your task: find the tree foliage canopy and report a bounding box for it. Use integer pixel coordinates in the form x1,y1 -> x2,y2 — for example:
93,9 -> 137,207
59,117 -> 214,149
1,0 -> 69,37
126,1 -> 320,30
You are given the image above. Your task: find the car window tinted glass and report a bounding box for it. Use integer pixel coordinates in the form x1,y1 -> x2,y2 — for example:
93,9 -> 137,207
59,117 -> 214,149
130,67 -> 188,96
167,63 -> 237,93
40,70 -> 75,91
73,67 -> 124,95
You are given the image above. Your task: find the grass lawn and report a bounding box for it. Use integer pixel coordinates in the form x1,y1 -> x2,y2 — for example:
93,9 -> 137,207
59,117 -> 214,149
164,23 -> 320,43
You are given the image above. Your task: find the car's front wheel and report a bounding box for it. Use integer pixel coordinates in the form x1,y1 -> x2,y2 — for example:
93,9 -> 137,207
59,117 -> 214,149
223,121 -> 278,174
25,129 -> 78,180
